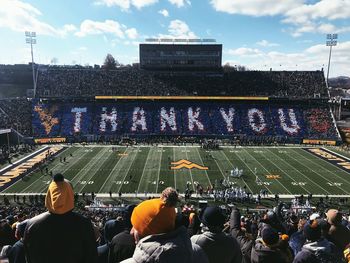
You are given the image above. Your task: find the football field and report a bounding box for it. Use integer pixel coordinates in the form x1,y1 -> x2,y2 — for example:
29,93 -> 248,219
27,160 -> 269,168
2,145 -> 350,196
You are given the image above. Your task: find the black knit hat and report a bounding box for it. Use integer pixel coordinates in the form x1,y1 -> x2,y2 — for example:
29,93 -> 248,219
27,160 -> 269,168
123,204 -> 136,229
261,226 -> 279,245
201,206 -> 225,227
303,220 -> 321,241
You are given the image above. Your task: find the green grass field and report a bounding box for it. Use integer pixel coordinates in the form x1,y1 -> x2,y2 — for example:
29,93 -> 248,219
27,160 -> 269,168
2,145 -> 350,196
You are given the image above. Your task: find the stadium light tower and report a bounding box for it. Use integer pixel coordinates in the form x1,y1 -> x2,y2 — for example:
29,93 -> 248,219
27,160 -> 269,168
326,33 -> 337,87
25,31 -> 37,97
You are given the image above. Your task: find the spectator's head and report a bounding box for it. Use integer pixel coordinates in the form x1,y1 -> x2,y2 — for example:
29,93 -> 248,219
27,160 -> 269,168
15,219 -> 28,240
298,218 -> 307,231
160,187 -> 179,207
303,220 -> 321,242
0,219 -> 16,247
104,217 -> 124,244
261,226 -> 279,247
45,173 -> 74,215
309,213 -> 320,221
123,204 -> 136,230
326,209 -> 342,225
200,206 -> 225,232
130,198 -> 176,241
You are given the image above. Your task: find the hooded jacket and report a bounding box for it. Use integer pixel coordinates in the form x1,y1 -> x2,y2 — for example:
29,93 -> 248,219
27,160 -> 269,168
293,238 -> 343,263
191,230 -> 242,263
121,226 -> 208,263
230,208 -> 254,263
326,210 -> 350,252
250,239 -> 286,263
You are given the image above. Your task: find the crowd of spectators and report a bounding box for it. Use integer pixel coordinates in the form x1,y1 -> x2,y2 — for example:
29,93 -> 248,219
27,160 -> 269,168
35,67 -> 328,99
304,107 -> 339,140
0,99 -> 32,136
0,176 -> 349,263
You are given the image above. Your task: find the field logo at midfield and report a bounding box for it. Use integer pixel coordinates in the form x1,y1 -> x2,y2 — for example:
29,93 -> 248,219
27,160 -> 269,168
171,159 -> 208,170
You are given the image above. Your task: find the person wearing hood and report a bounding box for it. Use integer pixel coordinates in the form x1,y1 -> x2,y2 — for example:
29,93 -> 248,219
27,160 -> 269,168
108,205 -> 136,263
23,174 -> 98,263
191,206 -> 242,263
121,187 -> 208,263
326,209 -> 350,252
229,207 -> 254,263
251,226 -> 287,263
288,218 -> 307,257
293,219 -> 343,263
97,215 -> 125,263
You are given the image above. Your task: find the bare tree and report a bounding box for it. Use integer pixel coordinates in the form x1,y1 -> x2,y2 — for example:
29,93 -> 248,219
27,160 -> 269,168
103,54 -> 119,70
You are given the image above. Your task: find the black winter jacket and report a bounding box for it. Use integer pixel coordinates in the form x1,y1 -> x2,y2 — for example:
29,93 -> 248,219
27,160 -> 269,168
23,211 -> 98,263
230,208 -> 254,263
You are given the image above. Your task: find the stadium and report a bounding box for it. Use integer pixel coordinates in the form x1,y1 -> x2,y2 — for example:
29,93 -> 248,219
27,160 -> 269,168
1,41 -> 348,199
1,2 -> 350,262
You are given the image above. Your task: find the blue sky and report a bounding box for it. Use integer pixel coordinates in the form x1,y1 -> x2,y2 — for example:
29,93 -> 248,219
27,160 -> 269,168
0,0 -> 349,77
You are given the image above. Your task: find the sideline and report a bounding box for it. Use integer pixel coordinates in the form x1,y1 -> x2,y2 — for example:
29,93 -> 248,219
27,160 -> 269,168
0,146 -> 49,174
1,193 -> 350,198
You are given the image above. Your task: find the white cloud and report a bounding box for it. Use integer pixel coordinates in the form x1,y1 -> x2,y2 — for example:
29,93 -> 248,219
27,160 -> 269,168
210,0 -> 302,16
158,9 -> 169,17
75,20 -> 125,38
160,19 -> 197,38
78,46 -> 88,51
125,28 -> 138,39
75,20 -> 139,39
0,0 -> 76,37
256,40 -> 280,47
227,47 -> 263,57
290,22 -> 350,37
211,0 -> 350,37
283,0 -> 350,24
94,0 -> 158,10
168,0 -> 191,8
225,41 -> 350,77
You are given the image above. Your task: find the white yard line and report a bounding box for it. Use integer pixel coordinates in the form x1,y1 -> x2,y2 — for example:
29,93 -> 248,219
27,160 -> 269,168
322,147 -> 350,161
137,148 -> 152,193
173,147 -> 177,190
195,148 -> 212,188
17,147 -> 79,193
98,148 -> 129,193
0,146 -> 49,173
71,148 -> 110,191
242,149 -> 292,194
34,148 -> 91,193
265,149 -> 329,194
292,149 -> 349,194
220,150 -> 255,194
155,148 -> 163,194
117,148 -> 140,193
184,147 -> 196,192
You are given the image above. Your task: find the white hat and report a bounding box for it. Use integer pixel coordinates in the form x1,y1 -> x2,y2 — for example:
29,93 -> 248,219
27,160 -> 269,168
310,213 -> 320,221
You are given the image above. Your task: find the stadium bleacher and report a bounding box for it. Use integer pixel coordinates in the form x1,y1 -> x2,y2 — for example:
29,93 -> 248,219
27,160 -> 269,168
35,67 -> 328,98
30,100 -> 340,142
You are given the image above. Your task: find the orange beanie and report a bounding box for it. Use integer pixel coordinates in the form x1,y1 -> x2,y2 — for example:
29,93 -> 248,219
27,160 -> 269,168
131,198 -> 176,237
45,176 -> 74,215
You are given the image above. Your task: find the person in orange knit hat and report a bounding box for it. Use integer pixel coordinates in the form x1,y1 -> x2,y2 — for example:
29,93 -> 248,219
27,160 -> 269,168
121,187 -> 209,263
130,197 -> 176,238
23,174 -> 97,263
